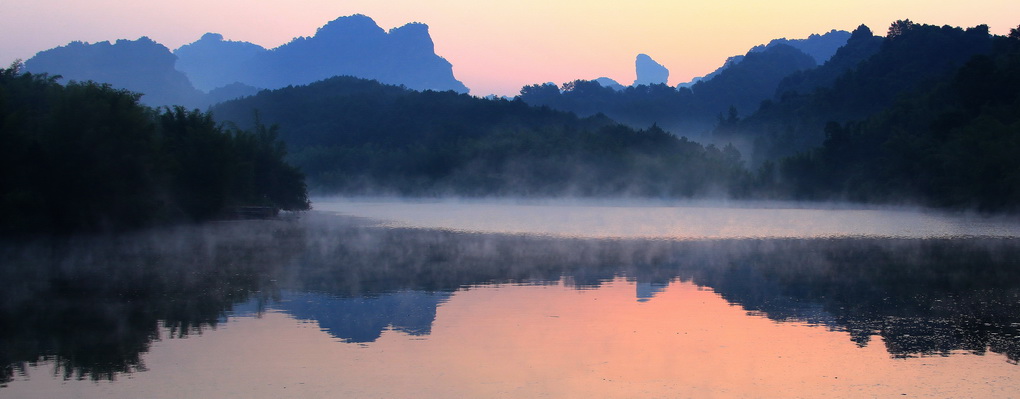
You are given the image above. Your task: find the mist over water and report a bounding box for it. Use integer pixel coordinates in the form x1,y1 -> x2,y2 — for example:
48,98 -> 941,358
313,197 -> 1020,239
3,199 -> 1020,397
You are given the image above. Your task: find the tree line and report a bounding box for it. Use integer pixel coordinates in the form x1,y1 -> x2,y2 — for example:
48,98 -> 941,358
211,76 -> 751,197
0,63 -> 309,235
773,23 -> 1020,210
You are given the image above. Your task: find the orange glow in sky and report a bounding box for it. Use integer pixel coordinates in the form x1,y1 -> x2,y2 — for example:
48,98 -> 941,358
1,0 -> 1018,95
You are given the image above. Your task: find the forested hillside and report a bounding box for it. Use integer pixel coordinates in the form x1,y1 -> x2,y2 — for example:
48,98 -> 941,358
210,76 -> 750,197
735,21 -> 996,162
775,25 -> 1020,210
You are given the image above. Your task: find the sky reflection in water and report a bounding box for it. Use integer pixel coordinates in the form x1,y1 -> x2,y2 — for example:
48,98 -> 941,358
2,200 -> 1020,397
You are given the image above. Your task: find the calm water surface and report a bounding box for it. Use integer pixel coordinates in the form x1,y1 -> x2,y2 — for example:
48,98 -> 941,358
2,199 -> 1020,398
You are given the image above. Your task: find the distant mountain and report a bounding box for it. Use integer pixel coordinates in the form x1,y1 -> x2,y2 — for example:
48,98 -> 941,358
517,43 -> 817,137
594,77 -> 625,90
773,25 -> 883,97
749,29 -> 852,64
633,54 -> 669,86
689,43 -> 817,116
205,82 -> 261,105
175,14 -> 468,94
23,37 -> 205,108
680,29 -> 850,88
173,33 -> 266,92
517,30 -> 845,137
592,54 -> 667,90
677,55 -> 742,89
23,14 -> 469,109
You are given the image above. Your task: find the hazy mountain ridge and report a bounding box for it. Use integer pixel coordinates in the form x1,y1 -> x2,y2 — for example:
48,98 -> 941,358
173,33 -> 266,92
772,25 -> 884,98
23,37 -> 205,108
517,42 -> 820,137
680,29 -> 851,88
748,29 -> 853,64
689,43 -> 817,116
175,14 -> 468,94
22,14 -> 468,109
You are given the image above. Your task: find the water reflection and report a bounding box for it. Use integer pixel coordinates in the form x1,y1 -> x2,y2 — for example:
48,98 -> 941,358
2,212 -> 1020,388
278,291 -> 451,343
0,221 -> 297,385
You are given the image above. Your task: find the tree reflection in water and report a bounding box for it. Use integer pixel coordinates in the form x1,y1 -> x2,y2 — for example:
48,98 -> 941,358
2,214 -> 1019,385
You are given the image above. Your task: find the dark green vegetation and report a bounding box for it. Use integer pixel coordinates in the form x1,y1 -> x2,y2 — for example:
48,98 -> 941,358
211,77 -> 749,197
0,63 -> 309,235
738,22 -> 996,161
766,22 -> 1020,210
517,21 -> 1020,211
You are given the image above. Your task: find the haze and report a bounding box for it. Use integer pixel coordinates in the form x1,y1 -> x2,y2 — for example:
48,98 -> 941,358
2,0 -> 1017,96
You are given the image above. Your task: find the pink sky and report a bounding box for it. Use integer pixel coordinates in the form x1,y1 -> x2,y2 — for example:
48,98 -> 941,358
1,0 -> 1017,96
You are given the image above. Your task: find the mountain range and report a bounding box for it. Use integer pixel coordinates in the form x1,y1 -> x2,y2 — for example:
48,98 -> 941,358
7,17 -> 1020,213
23,37 -> 206,108
23,14 -> 468,108
679,29 -> 851,88
174,14 -> 467,94
518,30 -> 851,138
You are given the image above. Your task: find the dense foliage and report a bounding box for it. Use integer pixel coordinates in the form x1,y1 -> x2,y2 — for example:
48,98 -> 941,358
0,64 -> 309,235
211,76 -> 750,197
777,27 -> 1020,210
735,21 -> 995,162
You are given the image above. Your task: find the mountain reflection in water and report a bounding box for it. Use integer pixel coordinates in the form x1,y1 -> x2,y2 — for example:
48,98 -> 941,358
1,209 -> 1019,392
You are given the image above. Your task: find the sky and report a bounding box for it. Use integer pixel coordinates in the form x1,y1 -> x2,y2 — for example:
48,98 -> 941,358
1,0 -> 1018,96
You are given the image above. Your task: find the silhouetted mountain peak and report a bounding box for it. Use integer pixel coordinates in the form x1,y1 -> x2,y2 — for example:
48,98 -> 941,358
681,30 -> 849,88
750,29 -> 851,64
634,54 -> 669,86
174,33 -> 266,92
314,14 -> 387,40
175,14 -> 468,93
388,22 -> 435,54
25,37 -> 202,107
389,21 -> 430,35
595,77 -> 625,91
757,42 -> 812,57
178,32 -> 266,51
